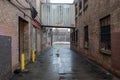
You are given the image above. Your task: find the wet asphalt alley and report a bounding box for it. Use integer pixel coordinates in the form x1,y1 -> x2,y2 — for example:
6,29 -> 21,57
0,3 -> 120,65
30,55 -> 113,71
10,45 -> 119,80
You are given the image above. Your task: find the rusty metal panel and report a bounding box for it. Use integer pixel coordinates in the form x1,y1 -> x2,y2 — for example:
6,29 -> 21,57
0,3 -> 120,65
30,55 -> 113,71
0,35 -> 12,80
41,3 -> 75,27
111,32 -> 120,70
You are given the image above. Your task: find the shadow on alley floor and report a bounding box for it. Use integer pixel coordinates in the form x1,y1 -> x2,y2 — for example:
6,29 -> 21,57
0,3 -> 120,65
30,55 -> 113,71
10,45 -> 120,80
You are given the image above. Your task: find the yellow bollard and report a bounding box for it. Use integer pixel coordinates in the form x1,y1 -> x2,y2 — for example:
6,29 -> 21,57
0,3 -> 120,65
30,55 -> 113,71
31,50 -> 35,63
20,53 -> 25,72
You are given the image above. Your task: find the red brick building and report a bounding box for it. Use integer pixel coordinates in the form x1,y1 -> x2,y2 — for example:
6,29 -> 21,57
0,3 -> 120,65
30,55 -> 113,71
71,0 -> 120,77
0,0 -> 42,79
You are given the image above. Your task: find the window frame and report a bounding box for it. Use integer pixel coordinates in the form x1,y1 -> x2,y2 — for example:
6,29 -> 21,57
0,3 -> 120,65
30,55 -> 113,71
99,15 -> 111,55
79,0 -> 82,16
84,25 -> 89,49
79,1 -> 82,11
75,3 -> 77,15
75,30 -> 78,46
83,0 -> 88,11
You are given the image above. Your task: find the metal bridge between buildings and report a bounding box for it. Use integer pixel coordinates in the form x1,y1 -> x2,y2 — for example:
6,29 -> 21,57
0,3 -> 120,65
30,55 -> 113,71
41,25 -> 75,29
41,3 -> 75,29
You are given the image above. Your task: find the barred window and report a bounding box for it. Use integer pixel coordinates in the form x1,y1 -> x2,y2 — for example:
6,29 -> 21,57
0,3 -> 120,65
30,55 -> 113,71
100,15 -> 111,51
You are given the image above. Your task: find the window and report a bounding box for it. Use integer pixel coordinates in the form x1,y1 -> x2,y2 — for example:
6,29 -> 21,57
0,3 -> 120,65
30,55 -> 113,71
75,30 -> 78,45
100,15 -> 111,52
83,0 -> 88,11
73,31 -> 75,43
79,1 -> 82,16
71,29 -> 78,46
84,26 -> 89,48
79,1 -> 82,11
75,17 -> 77,27
84,0 -> 88,5
71,31 -> 75,43
75,3 -> 77,15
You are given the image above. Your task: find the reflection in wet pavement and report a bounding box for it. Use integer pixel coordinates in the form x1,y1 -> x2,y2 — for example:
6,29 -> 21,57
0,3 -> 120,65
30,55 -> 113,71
11,45 -> 119,80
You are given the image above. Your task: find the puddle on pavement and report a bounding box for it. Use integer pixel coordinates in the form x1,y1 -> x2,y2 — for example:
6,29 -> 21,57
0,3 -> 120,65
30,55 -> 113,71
56,53 -> 60,57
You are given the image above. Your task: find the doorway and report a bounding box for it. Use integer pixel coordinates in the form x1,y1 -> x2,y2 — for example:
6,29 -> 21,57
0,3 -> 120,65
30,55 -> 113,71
19,17 -> 29,62
32,27 -> 37,52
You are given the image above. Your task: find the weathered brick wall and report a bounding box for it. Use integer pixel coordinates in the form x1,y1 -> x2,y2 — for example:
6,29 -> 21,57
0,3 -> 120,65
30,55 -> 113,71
72,0 -> 120,76
110,0 -> 120,76
0,0 -> 32,79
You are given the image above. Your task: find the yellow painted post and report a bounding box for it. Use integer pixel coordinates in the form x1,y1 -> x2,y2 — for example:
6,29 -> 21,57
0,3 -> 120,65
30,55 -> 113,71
32,50 -> 35,63
20,53 -> 25,72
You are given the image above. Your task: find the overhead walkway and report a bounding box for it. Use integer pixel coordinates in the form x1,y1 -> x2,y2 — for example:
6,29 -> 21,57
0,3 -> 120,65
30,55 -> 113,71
41,3 -> 75,29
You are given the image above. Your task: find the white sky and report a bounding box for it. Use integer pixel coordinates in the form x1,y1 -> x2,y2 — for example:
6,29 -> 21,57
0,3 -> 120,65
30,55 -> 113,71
50,0 -> 74,3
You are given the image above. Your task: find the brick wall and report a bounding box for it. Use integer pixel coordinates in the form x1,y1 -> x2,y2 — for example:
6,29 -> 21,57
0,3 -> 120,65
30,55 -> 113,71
0,0 -> 32,79
72,0 -> 120,77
